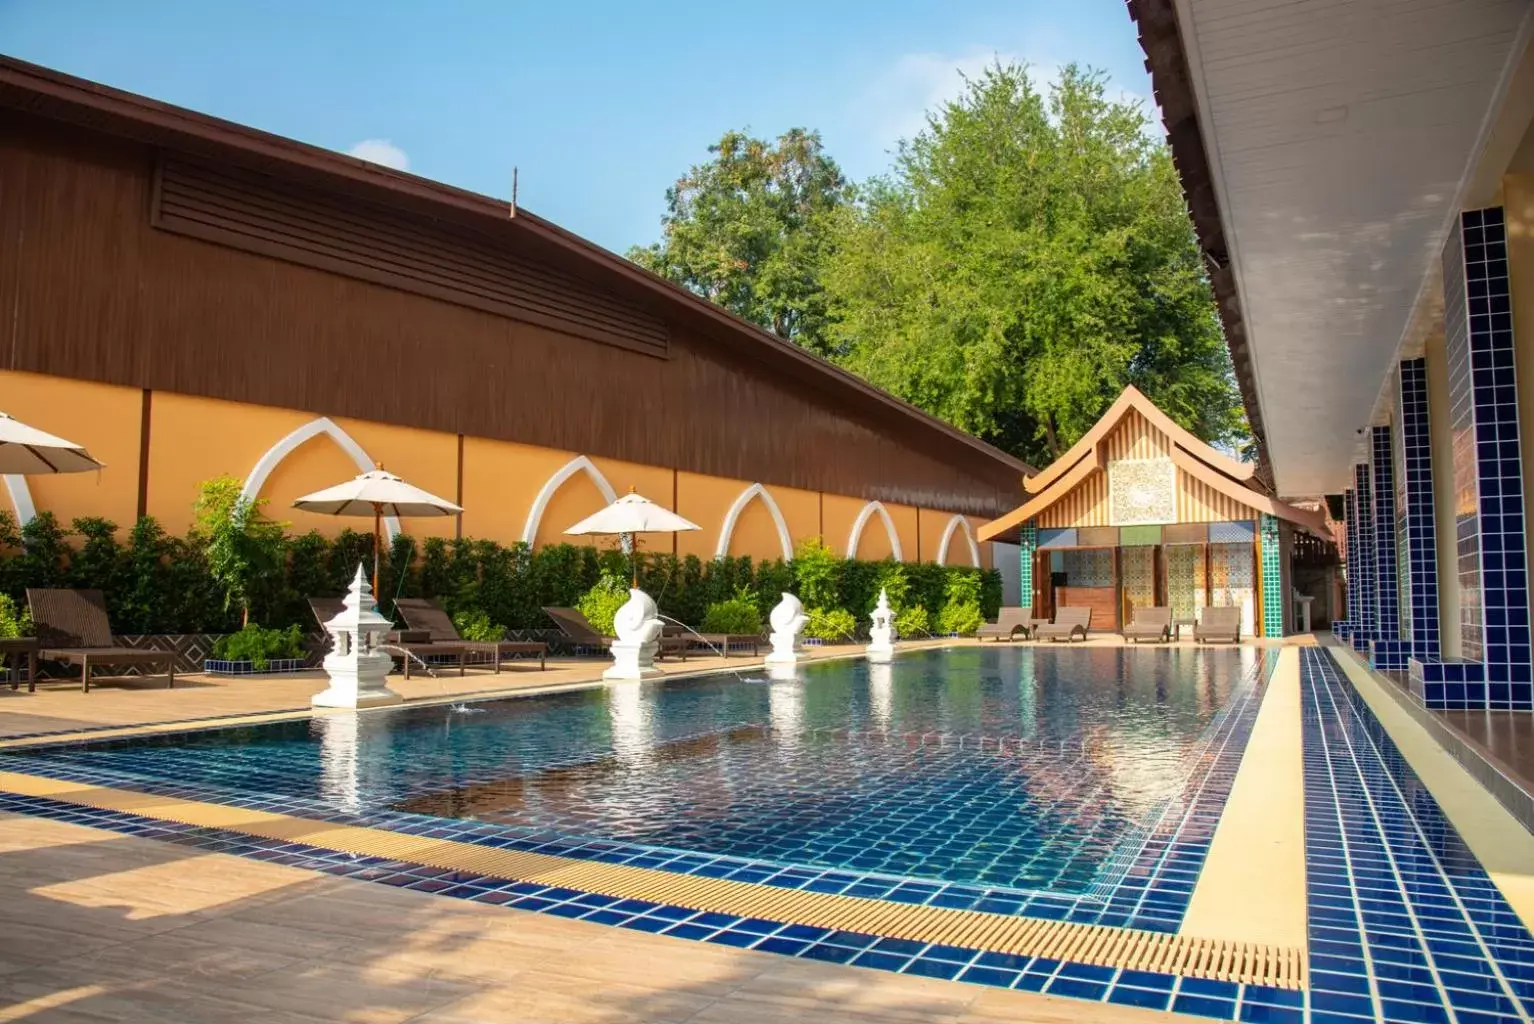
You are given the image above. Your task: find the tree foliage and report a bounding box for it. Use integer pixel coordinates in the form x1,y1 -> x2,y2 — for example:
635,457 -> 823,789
824,63 -> 1243,465
627,128 -> 850,354
629,62 -> 1246,467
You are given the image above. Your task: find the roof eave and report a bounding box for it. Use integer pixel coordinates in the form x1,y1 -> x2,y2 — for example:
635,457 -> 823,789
1126,0 -> 1276,494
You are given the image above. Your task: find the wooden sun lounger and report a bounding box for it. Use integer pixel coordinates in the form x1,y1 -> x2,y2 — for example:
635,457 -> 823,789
543,607 -> 688,660
308,597 -> 467,679
1123,606 -> 1172,643
662,624 -> 760,657
975,607 -> 1031,641
1194,606 -> 1242,644
1034,607 -> 1092,642
394,598 -> 546,671
27,588 -> 175,692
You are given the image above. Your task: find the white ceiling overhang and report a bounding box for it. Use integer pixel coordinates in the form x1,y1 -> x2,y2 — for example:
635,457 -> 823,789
1171,0 -> 1533,495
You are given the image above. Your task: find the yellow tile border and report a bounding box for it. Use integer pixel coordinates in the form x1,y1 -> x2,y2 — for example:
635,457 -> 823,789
1180,647 -> 1307,948
0,769 -> 1306,989
1322,638 -> 1534,935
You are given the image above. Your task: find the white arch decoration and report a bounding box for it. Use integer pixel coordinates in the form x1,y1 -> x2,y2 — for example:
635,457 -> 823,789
3,475 -> 36,526
715,483 -> 794,561
241,417 -> 401,541
846,500 -> 904,562
521,455 -> 618,545
935,514 -> 981,567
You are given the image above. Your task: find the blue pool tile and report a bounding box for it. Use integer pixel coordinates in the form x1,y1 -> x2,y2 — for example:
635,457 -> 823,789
1107,986 -> 1172,1011
1170,993 -> 1236,1020
902,958 -> 965,981
1237,1005 -> 1302,1024
957,966 -> 1019,988
799,943 -> 858,965
1044,976 -> 1107,1001
703,929 -> 759,948
753,936 -> 810,956
849,950 -> 910,972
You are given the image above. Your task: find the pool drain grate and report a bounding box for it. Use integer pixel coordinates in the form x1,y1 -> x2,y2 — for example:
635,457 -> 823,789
0,770 -> 1305,990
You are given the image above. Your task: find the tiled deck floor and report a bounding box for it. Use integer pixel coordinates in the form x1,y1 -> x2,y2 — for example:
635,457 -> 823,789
0,812 -> 1180,1023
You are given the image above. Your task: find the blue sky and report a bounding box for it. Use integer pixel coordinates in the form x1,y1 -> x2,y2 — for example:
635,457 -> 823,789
1,1 -> 1154,253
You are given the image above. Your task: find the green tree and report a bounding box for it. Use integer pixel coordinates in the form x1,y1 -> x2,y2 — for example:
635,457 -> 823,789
627,128 -> 850,354
193,476 -> 287,626
822,62 -> 1245,465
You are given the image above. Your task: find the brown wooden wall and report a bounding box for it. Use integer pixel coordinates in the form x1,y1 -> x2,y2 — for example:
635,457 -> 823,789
0,111 -> 1020,517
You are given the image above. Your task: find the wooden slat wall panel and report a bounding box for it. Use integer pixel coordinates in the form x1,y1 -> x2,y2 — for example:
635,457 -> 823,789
153,157 -> 670,358
0,113 -> 1022,516
1035,411 -> 1253,527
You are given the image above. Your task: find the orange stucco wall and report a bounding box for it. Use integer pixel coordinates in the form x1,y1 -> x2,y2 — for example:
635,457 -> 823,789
0,370 -> 142,528
0,371 -> 1002,568
920,510 -> 987,568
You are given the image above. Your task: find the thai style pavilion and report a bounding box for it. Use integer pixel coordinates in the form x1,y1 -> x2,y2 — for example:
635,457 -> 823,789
978,388 -> 1329,638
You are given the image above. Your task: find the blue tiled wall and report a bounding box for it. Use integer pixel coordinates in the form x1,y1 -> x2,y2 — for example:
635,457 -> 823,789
1395,358 -> 1440,661
1414,207 -> 1531,710
1350,463 -> 1376,652
1338,486 -> 1358,641
1369,425 -> 1400,640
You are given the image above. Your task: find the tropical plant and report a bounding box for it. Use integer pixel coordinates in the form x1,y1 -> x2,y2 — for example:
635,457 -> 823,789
938,600 -> 984,636
805,606 -> 858,642
792,538 -> 841,609
577,572 -> 630,636
452,608 -> 506,642
194,476 -> 287,626
701,587 -> 764,635
211,622 -> 304,669
895,605 -> 930,639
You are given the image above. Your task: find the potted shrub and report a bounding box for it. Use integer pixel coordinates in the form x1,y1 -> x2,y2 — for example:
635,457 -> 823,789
205,623 -> 307,676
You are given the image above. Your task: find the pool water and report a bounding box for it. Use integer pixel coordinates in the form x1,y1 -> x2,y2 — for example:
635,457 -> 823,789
6,646 -> 1261,897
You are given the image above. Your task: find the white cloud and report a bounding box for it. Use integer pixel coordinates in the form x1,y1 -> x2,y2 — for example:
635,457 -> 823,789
866,48 -> 1031,148
346,139 -> 409,171
859,49 -> 1158,154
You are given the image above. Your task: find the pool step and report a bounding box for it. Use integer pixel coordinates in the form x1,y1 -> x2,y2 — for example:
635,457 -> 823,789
0,769 -> 1306,990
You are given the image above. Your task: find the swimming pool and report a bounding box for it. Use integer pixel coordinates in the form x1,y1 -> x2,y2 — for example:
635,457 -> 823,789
2,646 -> 1263,913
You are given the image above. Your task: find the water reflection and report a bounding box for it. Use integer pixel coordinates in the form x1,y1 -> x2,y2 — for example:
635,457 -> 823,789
867,661 -> 893,728
607,681 -> 650,766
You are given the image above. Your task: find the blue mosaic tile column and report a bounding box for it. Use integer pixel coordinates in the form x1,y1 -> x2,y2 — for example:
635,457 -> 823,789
1018,520 -> 1036,617
1396,358 -> 1440,662
1414,207 -> 1530,710
1367,425 -> 1409,669
1349,462 -> 1376,653
1258,513 -> 1284,638
1335,487 -> 1358,641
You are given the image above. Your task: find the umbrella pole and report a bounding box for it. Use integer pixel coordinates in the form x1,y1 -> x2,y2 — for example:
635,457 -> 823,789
632,534 -> 640,588
372,504 -> 382,601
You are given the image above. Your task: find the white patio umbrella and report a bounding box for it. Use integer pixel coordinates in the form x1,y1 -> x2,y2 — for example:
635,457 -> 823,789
0,411 -> 104,474
293,467 -> 462,598
565,489 -> 699,585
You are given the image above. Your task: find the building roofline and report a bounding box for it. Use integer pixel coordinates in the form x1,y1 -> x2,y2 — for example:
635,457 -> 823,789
0,54 -> 1032,480
1125,0 -> 1275,494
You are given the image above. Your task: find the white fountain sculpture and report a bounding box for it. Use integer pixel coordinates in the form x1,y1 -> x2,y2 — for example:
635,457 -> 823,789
866,588 -> 895,664
765,592 -> 807,666
312,565 -> 404,709
605,587 -> 665,681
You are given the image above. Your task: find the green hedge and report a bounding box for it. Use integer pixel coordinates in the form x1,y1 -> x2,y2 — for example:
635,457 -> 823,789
0,511 -> 1001,634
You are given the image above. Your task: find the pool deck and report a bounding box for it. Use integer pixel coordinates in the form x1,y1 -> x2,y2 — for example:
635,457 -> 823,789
0,811 -> 1180,1023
